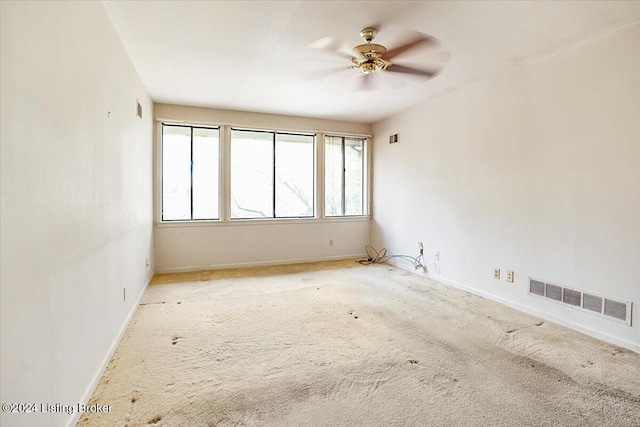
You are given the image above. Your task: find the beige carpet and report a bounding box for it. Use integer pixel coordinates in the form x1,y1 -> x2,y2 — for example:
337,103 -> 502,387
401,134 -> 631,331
79,260 -> 640,426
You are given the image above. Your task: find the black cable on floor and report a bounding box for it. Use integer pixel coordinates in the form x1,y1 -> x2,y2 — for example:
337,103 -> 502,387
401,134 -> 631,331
357,245 -> 424,270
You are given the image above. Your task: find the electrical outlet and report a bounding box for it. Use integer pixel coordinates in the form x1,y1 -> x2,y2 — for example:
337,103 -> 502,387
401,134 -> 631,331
123,287 -> 126,301
329,239 -> 334,247
418,242 -> 423,255
494,268 -> 500,279
507,270 -> 514,283
435,251 -> 440,261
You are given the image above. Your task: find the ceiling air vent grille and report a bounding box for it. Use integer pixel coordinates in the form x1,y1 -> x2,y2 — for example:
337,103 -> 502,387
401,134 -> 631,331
529,277 -> 632,326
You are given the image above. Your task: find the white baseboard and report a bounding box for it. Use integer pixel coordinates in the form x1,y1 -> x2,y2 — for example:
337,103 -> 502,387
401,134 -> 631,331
155,253 -> 366,274
392,263 -> 639,354
65,273 -> 153,427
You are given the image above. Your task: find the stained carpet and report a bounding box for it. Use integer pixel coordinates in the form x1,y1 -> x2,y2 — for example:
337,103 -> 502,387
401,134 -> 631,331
79,260 -> 640,426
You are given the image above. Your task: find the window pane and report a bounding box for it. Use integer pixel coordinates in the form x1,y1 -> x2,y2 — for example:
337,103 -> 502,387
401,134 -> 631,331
324,136 -> 343,216
193,128 -> 219,220
345,138 -> 364,215
275,134 -> 314,217
162,125 -> 191,220
231,130 -> 274,218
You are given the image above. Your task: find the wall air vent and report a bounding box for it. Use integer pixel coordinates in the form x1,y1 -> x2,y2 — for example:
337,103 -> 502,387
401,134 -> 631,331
529,277 -> 632,326
562,288 -> 581,307
530,279 -> 545,296
545,283 -> 563,301
604,299 -> 628,322
582,293 -> 603,313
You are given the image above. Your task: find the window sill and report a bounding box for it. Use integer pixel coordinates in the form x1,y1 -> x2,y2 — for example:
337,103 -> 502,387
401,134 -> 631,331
155,216 -> 370,228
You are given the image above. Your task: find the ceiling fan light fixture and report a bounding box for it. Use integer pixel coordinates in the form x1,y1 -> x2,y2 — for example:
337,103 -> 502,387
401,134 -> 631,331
361,62 -> 376,74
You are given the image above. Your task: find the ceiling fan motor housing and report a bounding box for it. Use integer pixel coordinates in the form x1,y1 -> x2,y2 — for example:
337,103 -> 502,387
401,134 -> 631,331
352,43 -> 390,74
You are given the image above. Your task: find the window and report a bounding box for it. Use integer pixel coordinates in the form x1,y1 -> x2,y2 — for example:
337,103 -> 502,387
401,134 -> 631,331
325,135 -> 365,216
161,124 -> 220,221
159,122 -> 367,223
230,129 -> 314,219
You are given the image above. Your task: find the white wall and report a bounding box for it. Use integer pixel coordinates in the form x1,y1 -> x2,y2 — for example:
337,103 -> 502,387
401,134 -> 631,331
154,104 -> 372,272
372,23 -> 640,351
155,219 -> 370,272
0,2 -> 154,427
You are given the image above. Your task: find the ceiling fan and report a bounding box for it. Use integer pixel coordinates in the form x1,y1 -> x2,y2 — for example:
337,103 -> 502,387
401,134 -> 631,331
308,26 -> 448,86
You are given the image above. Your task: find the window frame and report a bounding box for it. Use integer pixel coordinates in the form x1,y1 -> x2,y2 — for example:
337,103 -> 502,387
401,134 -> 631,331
156,121 -> 370,225
324,135 -> 367,217
229,128 -> 316,220
160,123 -> 221,222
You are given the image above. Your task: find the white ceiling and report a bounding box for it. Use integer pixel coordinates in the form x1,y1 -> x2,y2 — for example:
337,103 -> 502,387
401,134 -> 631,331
104,1 -> 640,124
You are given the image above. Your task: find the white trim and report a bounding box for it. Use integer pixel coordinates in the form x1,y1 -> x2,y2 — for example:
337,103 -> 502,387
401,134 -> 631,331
156,117 -> 372,138
391,263 -> 640,354
65,274 -> 152,427
221,124 -> 231,221
316,132 -> 325,218
365,136 -> 371,217
155,254 -> 365,274
155,216 -> 370,228
154,121 -> 163,223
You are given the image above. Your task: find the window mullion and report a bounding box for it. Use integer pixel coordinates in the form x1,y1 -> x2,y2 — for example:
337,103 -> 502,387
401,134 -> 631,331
272,132 -> 276,218
316,133 -> 324,218
221,125 -> 231,221
361,138 -> 366,215
341,137 -> 346,216
190,126 -> 194,220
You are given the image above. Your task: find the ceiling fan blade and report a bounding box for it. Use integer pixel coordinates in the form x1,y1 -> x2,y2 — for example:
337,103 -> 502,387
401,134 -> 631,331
304,66 -> 353,81
308,36 -> 360,60
308,35 -> 341,51
362,74 -> 375,90
378,72 -> 408,90
429,50 -> 452,64
351,73 -> 375,91
385,64 -> 438,78
382,32 -> 438,60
